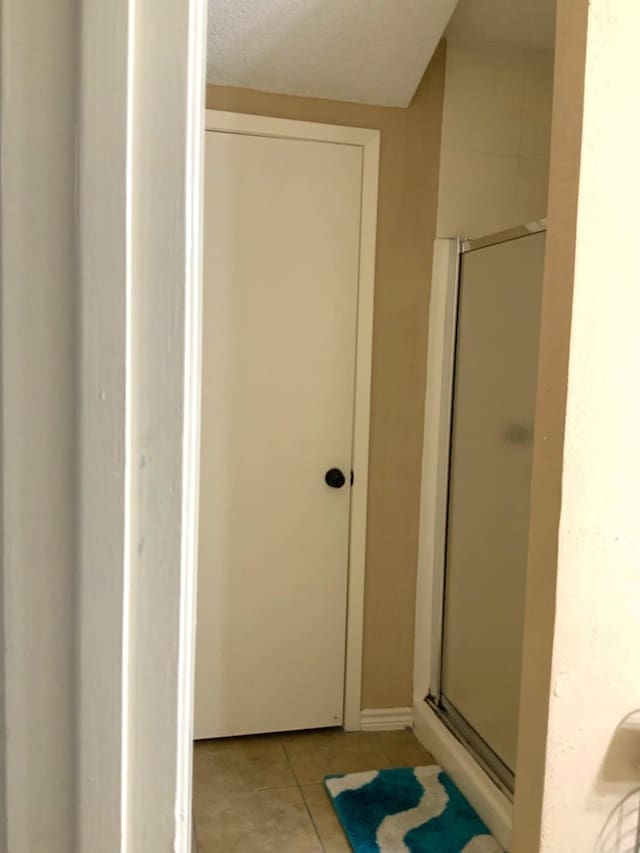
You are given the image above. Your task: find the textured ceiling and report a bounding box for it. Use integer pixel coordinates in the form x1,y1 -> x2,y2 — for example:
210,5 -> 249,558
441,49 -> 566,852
207,0 -> 459,107
446,0 -> 556,53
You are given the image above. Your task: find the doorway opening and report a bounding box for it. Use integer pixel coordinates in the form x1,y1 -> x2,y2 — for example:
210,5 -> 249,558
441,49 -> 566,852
191,0 -> 556,850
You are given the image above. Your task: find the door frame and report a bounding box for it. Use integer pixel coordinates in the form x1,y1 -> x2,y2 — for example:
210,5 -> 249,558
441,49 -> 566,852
1,0 -> 207,850
204,110 -> 380,731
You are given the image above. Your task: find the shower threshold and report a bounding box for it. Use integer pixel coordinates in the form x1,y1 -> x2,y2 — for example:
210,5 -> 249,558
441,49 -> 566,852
426,694 -> 514,798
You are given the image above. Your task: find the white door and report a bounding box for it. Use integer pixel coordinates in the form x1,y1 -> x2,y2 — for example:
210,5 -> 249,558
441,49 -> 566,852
194,128 -> 364,739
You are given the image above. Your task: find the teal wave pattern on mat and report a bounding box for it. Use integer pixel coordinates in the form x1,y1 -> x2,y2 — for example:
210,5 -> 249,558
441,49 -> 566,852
327,768 -> 423,852
405,772 -> 494,852
325,766 -> 504,853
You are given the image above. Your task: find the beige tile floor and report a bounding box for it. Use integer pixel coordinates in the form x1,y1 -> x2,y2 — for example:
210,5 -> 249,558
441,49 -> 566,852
193,728 -> 436,852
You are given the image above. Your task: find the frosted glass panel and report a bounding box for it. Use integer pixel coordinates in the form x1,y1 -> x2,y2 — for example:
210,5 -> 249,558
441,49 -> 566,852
441,232 -> 545,773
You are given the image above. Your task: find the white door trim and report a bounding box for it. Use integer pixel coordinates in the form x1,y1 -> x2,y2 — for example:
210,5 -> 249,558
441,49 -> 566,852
206,109 -> 381,147
77,1 -> 206,851
204,110 -> 380,732
76,1 -> 133,848
2,0 -> 207,849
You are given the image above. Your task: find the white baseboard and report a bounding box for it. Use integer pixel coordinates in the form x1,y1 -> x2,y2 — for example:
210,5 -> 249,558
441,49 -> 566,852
360,707 -> 413,731
413,700 -> 512,850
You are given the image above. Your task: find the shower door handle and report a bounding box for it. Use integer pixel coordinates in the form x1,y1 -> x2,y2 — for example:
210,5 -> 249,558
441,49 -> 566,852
504,424 -> 533,444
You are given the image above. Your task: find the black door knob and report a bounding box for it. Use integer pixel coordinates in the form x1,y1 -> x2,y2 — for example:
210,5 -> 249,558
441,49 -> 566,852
325,468 -> 346,489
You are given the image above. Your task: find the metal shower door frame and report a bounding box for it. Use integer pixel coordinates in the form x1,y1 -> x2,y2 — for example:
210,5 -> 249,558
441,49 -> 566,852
426,218 -> 547,797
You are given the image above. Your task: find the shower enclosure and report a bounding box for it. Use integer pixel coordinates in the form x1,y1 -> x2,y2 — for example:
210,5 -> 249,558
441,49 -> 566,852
427,221 -> 546,795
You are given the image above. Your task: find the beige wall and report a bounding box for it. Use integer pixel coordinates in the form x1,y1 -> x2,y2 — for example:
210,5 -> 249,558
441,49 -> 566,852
206,43 -> 446,709
438,38 -> 554,238
514,0 -> 640,849
512,1 -> 587,847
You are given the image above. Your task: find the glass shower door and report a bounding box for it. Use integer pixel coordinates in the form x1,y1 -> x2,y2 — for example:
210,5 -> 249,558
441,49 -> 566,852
437,228 -> 545,789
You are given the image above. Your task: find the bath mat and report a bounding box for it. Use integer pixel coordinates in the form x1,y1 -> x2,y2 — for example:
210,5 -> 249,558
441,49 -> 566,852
324,765 -> 504,852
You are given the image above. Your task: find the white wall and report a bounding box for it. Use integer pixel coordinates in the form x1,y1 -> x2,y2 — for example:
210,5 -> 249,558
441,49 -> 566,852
437,38 -> 554,238
515,0 -> 640,848
1,1 -> 78,850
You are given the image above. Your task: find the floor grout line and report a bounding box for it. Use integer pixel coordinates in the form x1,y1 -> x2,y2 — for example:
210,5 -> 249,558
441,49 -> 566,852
299,787 -> 327,853
279,738 -> 301,786
194,732 -> 430,851
280,739 -> 326,852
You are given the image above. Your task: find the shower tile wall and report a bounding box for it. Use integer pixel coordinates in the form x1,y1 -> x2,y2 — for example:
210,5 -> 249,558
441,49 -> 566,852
438,38 -> 554,237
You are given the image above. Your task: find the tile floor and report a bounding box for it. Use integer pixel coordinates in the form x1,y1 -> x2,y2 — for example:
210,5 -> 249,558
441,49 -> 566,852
193,728 -> 436,852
